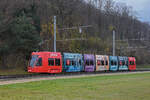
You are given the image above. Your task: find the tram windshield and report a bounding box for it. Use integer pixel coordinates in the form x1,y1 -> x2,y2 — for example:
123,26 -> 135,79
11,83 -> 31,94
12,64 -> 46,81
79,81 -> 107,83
29,55 -> 39,67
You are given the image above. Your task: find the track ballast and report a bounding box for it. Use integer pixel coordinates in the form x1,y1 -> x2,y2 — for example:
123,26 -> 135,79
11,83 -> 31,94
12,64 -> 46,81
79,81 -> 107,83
0,68 -> 150,81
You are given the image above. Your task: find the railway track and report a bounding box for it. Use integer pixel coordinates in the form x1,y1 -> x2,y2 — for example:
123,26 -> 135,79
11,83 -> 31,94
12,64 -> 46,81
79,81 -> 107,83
0,68 -> 150,81
0,69 -> 150,85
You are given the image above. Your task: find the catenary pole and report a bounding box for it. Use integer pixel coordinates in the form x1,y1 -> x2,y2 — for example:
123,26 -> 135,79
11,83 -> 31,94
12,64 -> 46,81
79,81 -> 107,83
113,30 -> 115,56
54,16 -> 56,52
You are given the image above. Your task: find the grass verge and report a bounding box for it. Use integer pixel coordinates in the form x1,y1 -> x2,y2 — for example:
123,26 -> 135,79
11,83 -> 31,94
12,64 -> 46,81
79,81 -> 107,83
0,72 -> 150,100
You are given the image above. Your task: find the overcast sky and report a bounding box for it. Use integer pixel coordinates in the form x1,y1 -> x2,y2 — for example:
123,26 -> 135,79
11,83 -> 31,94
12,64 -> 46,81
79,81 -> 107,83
114,0 -> 150,23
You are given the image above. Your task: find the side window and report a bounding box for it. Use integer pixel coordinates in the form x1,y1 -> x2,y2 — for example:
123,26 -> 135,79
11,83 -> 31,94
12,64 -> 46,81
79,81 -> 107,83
120,61 -> 122,66
114,61 -> 117,65
130,61 -> 135,65
48,58 -> 54,66
79,59 -> 82,66
36,58 -> 42,66
72,60 -> 75,66
130,61 -> 132,65
133,61 -> 135,65
126,61 -> 128,66
101,60 -> 104,65
66,59 -> 70,66
97,60 -> 101,65
55,59 -> 60,66
122,61 -> 125,65
90,60 -> 94,65
111,61 -> 113,65
86,60 -> 90,66
105,61 -> 108,65
111,60 -> 117,65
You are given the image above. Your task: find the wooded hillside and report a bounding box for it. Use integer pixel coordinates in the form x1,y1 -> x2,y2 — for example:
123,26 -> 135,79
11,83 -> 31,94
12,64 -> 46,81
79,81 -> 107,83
0,0 -> 150,69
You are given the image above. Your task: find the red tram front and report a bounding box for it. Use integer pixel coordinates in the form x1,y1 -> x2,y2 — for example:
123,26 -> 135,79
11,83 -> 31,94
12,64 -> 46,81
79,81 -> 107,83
28,52 -> 62,73
128,57 -> 136,71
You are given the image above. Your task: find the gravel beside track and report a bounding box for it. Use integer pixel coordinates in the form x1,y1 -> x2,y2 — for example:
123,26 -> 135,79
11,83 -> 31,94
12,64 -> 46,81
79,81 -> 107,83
0,69 -> 150,85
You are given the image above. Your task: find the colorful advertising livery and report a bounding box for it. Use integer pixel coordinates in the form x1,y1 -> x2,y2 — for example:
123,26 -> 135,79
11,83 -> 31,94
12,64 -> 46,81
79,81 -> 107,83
28,52 -> 136,73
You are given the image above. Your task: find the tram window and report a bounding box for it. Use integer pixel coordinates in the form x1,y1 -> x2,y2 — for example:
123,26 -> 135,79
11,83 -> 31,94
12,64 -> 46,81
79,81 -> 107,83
101,60 -> 104,65
105,61 -> 108,65
72,61 -> 75,66
130,61 -> 135,65
48,58 -> 54,66
126,61 -> 128,66
55,59 -> 60,66
30,55 -> 38,67
79,60 -> 81,65
90,60 -> 94,65
97,60 -> 101,65
66,59 -> 70,66
36,58 -> 42,66
111,61 -> 113,65
120,61 -> 122,66
114,61 -> 117,65
122,61 -> 125,65
86,60 -> 90,66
